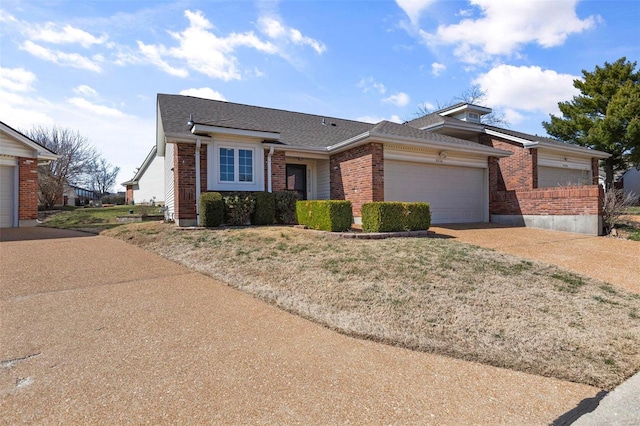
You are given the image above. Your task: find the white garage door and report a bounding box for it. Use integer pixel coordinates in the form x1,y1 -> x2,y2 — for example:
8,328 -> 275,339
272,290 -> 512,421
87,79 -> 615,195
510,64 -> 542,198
0,165 -> 16,228
385,160 -> 486,224
538,166 -> 590,188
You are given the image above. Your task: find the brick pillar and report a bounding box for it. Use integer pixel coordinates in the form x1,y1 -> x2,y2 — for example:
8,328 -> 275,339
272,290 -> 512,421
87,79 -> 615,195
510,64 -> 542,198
18,157 -> 38,226
591,158 -> 600,186
330,142 -> 384,216
530,148 -> 538,189
126,186 -> 133,204
173,143 -> 197,226
271,151 -> 286,191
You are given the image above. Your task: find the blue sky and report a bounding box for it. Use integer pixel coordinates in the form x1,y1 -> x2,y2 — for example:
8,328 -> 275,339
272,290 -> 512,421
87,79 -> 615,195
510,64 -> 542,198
1,0 -> 639,190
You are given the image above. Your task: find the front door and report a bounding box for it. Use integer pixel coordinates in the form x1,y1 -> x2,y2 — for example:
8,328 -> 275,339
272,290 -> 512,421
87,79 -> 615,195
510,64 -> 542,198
286,164 -> 307,200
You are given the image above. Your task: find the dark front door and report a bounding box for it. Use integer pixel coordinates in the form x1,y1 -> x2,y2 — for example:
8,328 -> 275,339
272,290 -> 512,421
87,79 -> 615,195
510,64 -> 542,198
286,164 -> 307,200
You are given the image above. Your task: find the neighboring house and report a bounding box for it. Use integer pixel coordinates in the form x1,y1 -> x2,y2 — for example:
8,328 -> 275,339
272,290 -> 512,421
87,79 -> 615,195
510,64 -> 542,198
122,146 -> 164,205
56,184 -> 99,206
0,121 -> 58,228
620,167 -> 640,198
156,95 -> 610,235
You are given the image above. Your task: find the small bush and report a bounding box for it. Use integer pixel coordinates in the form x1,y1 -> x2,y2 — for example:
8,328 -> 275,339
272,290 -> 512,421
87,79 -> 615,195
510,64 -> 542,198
199,192 -> 224,227
251,192 -> 275,225
296,200 -> 353,232
274,191 -> 298,224
223,193 -> 256,226
361,202 -> 431,232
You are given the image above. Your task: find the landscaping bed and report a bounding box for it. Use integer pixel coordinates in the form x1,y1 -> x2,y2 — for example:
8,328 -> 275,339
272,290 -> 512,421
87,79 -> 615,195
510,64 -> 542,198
103,222 -> 640,390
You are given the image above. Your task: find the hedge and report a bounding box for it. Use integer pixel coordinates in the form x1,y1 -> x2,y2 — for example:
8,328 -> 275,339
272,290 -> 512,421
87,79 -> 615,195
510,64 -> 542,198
274,191 -> 298,224
199,192 -> 224,227
361,202 -> 430,232
223,193 -> 256,226
296,200 -> 353,232
251,191 -> 275,225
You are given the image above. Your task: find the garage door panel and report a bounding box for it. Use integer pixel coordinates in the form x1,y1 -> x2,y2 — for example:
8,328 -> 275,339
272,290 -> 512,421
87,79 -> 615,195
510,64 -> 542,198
0,166 -> 15,228
385,160 -> 485,224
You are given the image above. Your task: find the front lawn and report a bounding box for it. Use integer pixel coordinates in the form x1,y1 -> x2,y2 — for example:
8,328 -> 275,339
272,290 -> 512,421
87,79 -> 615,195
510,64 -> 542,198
104,222 -> 640,390
43,205 -> 163,233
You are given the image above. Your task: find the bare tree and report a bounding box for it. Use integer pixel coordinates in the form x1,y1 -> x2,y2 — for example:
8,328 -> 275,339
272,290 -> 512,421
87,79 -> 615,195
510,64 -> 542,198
86,157 -> 120,196
602,188 -> 639,235
416,85 -> 509,126
27,126 -> 98,209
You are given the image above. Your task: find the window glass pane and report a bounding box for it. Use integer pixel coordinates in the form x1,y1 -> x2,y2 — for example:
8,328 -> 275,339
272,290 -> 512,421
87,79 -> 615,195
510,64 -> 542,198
219,148 -> 234,182
238,149 -> 253,182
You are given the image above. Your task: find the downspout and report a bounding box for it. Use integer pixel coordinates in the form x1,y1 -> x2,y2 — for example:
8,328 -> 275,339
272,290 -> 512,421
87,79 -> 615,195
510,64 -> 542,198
267,146 -> 274,193
195,139 -> 201,225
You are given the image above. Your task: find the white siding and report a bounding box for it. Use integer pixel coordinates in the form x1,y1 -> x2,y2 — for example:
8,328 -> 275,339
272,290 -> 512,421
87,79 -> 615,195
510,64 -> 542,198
134,155 -> 165,204
538,166 -> 591,188
317,159 -> 330,200
622,168 -> 640,196
0,133 -> 34,158
385,160 -> 486,224
164,142 -> 175,221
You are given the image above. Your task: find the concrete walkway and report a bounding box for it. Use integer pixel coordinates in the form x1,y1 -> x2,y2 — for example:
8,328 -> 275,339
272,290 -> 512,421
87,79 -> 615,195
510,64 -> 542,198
431,224 -> 640,294
1,227 -> 598,424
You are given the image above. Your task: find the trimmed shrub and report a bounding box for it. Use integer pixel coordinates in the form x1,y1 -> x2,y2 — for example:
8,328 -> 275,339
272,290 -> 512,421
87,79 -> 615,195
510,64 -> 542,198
223,193 -> 256,226
361,202 -> 430,232
251,191 -> 275,225
296,200 -> 353,232
199,192 -> 224,227
274,190 -> 298,224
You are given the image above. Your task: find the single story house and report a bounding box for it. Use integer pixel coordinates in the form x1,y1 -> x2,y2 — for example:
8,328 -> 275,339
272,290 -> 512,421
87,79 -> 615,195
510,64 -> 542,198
122,146 -> 164,205
0,121 -> 58,228
156,94 -> 610,235
56,184 -> 100,207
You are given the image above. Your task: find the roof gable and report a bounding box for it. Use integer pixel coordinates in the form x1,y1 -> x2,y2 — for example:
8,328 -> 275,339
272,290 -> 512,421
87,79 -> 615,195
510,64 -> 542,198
0,121 -> 58,160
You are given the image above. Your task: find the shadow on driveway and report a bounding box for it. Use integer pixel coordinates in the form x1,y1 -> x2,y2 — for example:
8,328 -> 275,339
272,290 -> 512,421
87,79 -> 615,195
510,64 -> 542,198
0,226 -> 95,242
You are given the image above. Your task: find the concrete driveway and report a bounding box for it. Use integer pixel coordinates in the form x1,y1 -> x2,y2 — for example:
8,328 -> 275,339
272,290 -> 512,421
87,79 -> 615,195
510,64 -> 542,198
431,224 -> 640,294
1,227 -> 599,424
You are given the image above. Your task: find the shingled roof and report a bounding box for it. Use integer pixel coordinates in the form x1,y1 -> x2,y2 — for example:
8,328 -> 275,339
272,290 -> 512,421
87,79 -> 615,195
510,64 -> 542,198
158,94 -> 374,148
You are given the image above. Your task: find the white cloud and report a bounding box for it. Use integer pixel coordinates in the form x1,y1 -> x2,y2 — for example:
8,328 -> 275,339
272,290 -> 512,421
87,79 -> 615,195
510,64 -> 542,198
431,62 -> 446,76
73,85 -> 97,97
396,0 -> 437,26
473,64 -> 579,115
20,41 -> 102,72
383,92 -> 411,107
179,87 -> 227,101
420,0 -> 598,64
25,22 -> 108,48
357,115 -> 404,124
503,108 -> 524,125
257,16 -> 326,54
135,9 -> 280,81
357,77 -> 386,94
68,97 -> 127,118
0,67 -> 37,92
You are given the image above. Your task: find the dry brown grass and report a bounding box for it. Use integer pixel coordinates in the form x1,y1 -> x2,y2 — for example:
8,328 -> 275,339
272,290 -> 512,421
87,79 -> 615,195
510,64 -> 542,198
105,222 -> 640,390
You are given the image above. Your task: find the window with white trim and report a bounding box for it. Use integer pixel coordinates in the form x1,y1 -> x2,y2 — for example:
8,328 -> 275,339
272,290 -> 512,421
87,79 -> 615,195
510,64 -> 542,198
218,146 -> 254,183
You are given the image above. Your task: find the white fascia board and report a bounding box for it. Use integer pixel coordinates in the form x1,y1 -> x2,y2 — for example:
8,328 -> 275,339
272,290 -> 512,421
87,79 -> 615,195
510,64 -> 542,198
538,141 -> 611,159
191,124 -> 280,140
326,132 -> 371,152
164,132 -> 208,143
368,132 -> 512,157
484,128 -> 537,147
421,120 -> 483,133
0,124 -> 59,160
440,104 -> 492,116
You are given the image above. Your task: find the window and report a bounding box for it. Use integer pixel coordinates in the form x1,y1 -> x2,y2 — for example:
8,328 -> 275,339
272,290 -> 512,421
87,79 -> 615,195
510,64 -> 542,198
218,146 -> 253,183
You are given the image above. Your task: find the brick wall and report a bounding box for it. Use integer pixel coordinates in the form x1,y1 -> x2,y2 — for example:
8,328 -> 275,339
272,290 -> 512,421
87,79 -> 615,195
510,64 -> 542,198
264,150 -> 286,192
125,186 -> 133,204
490,186 -> 603,216
591,158 -> 600,185
173,143 -> 207,222
330,143 -> 383,216
480,134 -> 537,190
18,157 -> 38,221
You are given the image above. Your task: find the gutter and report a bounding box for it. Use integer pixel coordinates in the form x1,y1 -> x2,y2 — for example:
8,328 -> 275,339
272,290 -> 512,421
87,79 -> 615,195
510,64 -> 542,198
195,138 -> 201,225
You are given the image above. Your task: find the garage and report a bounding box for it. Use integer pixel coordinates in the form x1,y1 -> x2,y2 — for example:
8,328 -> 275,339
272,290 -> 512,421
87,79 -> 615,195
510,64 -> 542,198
538,166 -> 591,188
0,165 -> 16,228
384,160 -> 486,224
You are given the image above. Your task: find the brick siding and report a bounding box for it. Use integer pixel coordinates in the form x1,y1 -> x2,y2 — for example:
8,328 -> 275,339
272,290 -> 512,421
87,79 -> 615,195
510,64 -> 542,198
18,157 -> 38,221
125,186 -> 133,204
264,150 -> 286,192
330,143 -> 384,216
480,134 -> 538,190
490,186 -> 603,216
173,142 -> 207,222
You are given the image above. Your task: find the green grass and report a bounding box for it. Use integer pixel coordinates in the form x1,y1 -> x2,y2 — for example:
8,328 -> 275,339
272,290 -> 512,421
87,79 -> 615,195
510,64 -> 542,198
625,206 -> 640,215
43,205 -> 163,232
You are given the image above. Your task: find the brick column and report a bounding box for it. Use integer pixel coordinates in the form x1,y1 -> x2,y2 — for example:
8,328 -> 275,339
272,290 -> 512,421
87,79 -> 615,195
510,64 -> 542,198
18,157 -> 38,226
591,158 -> 600,186
330,142 -> 384,216
173,143 -> 197,226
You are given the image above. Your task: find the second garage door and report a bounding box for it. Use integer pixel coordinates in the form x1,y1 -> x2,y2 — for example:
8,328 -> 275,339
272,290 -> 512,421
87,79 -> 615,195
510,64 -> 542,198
384,160 -> 486,224
0,165 -> 15,228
